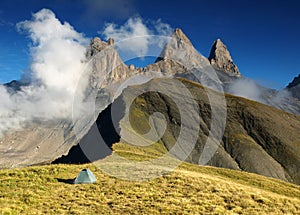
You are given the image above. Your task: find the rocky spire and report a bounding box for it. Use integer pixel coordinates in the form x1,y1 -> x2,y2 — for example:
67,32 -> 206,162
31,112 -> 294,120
287,74 -> 300,88
172,28 -> 193,46
208,39 -> 241,77
86,37 -> 115,59
156,28 -> 195,62
286,74 -> 300,99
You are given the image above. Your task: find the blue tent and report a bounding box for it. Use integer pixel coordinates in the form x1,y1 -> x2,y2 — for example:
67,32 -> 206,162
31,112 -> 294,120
74,168 -> 97,184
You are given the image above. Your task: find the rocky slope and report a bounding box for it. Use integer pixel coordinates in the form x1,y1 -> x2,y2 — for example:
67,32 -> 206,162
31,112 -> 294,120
0,28 -> 299,182
4,29 -> 300,114
287,74 -> 300,99
156,29 -> 300,115
0,37 -> 131,168
62,78 -> 299,184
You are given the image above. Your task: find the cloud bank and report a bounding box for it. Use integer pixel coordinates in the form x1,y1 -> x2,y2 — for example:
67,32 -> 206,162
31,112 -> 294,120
0,9 -> 174,136
228,78 -> 264,103
0,9 -> 88,135
228,78 -> 294,113
101,17 -> 173,57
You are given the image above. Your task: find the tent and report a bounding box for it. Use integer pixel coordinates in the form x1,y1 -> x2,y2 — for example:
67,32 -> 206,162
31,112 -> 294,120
74,168 -> 97,184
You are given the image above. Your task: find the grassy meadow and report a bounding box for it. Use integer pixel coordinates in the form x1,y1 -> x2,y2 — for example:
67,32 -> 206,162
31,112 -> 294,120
0,141 -> 299,214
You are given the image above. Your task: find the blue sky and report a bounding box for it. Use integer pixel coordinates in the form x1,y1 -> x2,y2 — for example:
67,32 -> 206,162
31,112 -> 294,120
0,0 -> 299,89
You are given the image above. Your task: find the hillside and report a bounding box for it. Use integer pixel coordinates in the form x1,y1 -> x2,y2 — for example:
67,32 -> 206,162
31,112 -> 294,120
0,146 -> 300,214
59,77 -> 300,185
1,28 -> 300,169
287,74 -> 300,99
1,78 -> 300,214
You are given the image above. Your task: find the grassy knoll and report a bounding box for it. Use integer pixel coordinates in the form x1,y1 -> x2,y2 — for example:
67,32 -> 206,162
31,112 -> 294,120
0,141 -> 299,214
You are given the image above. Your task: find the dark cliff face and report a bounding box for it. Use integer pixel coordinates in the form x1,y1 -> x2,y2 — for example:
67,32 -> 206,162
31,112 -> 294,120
287,74 -> 300,99
79,78 -> 299,184
287,74 -> 300,88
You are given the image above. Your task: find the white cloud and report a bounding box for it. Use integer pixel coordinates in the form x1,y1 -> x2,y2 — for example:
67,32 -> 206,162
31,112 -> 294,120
0,9 -> 89,136
154,19 -> 173,36
228,78 -> 297,114
102,17 -> 151,57
228,78 -> 264,103
0,10 -> 174,136
101,17 -> 173,57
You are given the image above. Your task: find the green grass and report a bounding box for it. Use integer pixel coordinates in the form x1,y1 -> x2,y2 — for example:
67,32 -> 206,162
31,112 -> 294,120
1,78 -> 300,214
0,141 -> 299,214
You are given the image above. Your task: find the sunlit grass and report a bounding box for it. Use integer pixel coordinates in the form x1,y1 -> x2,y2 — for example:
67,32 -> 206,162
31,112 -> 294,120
0,141 -> 299,214
1,77 -> 300,214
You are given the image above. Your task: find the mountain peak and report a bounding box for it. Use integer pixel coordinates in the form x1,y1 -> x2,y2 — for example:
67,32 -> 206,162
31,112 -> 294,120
287,74 -> 300,88
215,38 -> 225,47
208,38 -> 241,77
86,37 -> 115,59
286,73 -> 300,99
172,28 -> 192,46
156,28 -> 195,62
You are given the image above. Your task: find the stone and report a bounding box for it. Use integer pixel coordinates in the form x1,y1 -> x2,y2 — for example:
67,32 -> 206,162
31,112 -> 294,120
129,64 -> 135,70
107,38 -> 114,46
86,37 -> 115,59
172,28 -> 193,46
208,39 -> 241,77
287,74 -> 300,99
287,74 -> 300,88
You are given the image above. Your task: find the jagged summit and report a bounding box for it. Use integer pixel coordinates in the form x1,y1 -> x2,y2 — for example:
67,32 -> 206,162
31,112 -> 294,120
172,28 -> 193,46
158,30 -> 241,78
86,37 -> 115,59
287,74 -> 300,88
287,73 -> 300,99
156,28 -> 198,63
208,38 -> 241,77
169,28 -> 195,49
1,26 -> 300,183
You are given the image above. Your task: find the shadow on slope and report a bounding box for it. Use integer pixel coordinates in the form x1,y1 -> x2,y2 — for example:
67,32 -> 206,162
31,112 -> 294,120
53,78 -> 300,185
53,98 -> 125,164
56,178 -> 75,184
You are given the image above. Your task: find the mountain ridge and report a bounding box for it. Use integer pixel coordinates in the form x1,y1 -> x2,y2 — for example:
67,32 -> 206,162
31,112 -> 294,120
287,74 -> 300,99
0,29 -> 299,186
115,78 -> 300,184
57,77 -> 300,184
6,28 -> 299,114
287,74 -> 300,88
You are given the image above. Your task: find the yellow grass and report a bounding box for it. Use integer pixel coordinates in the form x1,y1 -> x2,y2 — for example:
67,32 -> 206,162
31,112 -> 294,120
0,141 -> 299,214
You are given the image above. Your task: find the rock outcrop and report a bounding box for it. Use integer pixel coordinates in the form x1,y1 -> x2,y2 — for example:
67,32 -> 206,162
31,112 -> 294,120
60,78 -> 300,184
287,74 -> 300,88
0,37 -> 130,168
121,79 -> 300,184
172,28 -> 193,46
86,37 -> 114,59
208,39 -> 241,77
287,74 -> 300,99
1,28 -> 299,179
